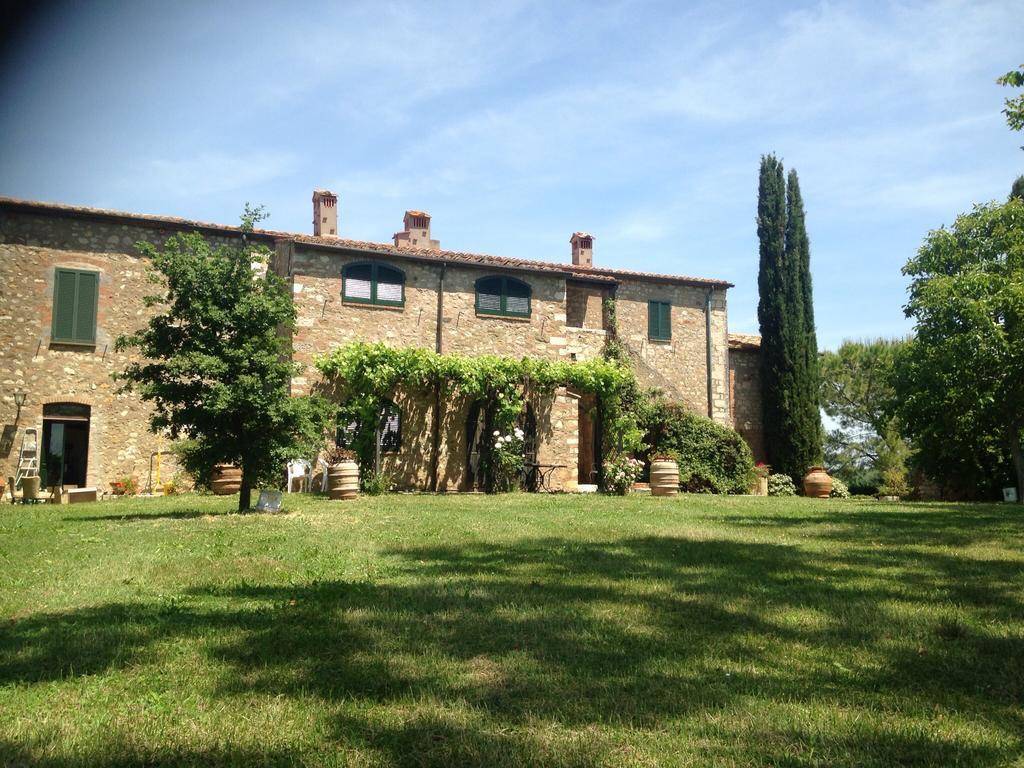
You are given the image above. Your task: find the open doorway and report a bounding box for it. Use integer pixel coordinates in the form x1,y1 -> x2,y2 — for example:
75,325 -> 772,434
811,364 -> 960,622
465,401 -> 487,491
41,403 -> 90,488
577,394 -> 602,487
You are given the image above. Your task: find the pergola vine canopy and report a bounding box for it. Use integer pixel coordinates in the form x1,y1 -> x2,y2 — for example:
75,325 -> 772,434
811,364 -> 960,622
314,342 -> 642,483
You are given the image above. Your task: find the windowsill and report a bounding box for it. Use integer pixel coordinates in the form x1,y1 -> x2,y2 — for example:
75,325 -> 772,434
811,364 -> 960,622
49,340 -> 97,351
648,337 -> 672,345
567,327 -> 608,335
342,300 -> 405,312
475,312 -> 532,323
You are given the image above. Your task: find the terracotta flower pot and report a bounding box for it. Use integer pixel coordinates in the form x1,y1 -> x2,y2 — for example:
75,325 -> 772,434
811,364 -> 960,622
211,464 -> 242,496
650,459 -> 679,497
328,460 -> 359,500
803,466 -> 833,498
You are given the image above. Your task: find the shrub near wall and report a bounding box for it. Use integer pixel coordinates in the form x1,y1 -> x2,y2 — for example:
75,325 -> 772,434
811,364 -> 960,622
644,402 -> 754,494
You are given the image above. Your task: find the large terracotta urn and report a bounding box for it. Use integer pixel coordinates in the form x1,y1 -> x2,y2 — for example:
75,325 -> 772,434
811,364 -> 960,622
650,458 -> 679,497
211,464 -> 242,495
802,466 -> 833,498
328,460 -> 360,501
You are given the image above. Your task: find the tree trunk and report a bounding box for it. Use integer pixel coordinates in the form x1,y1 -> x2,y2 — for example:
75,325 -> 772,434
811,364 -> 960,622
1011,420 -> 1024,504
238,469 -> 252,512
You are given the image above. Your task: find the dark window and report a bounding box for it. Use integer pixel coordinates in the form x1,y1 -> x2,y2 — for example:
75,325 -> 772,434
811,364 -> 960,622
335,414 -> 359,449
52,268 -> 99,344
342,262 -> 405,306
335,401 -> 401,453
475,276 -> 531,317
648,300 -> 671,341
378,400 -> 401,453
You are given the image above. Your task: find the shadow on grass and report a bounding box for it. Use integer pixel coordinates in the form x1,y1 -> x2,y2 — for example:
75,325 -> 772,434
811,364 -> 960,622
62,509 -> 231,522
61,505 -> 288,522
1,535 -> 1021,766
713,504 -> 1021,548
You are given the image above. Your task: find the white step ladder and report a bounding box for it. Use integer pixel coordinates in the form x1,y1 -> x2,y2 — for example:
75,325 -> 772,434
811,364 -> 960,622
15,427 -> 40,488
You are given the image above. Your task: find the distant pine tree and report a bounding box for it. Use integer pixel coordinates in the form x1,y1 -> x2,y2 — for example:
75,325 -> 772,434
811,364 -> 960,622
1012,175 -> 1024,201
757,156 -> 823,482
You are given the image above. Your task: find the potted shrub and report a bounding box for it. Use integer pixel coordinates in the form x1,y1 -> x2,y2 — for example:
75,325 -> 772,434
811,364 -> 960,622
649,453 -> 679,497
877,467 -> 909,501
752,463 -> 770,496
326,447 -> 359,501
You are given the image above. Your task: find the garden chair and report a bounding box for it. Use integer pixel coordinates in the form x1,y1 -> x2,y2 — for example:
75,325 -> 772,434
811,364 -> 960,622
286,459 -> 312,493
317,458 -> 330,493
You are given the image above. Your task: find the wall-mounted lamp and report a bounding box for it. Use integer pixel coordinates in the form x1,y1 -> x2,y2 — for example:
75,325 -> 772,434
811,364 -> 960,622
13,389 -> 27,421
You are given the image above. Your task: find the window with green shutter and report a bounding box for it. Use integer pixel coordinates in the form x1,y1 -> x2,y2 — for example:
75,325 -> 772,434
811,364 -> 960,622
52,268 -> 99,344
475,276 -> 532,317
342,262 -> 405,307
648,300 -> 671,341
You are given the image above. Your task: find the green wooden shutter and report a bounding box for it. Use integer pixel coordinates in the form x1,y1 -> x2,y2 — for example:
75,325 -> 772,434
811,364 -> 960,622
74,271 -> 99,342
648,301 -> 671,340
52,270 -> 79,342
52,269 -> 98,343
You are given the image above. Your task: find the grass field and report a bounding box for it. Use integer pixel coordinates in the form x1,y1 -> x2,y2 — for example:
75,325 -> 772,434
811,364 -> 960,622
1,492 -> 1022,767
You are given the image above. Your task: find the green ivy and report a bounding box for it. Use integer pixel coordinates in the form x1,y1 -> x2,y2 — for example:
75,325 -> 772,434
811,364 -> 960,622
315,342 -> 643,490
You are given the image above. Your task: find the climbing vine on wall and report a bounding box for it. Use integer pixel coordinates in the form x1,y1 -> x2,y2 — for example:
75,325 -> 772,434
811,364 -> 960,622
315,342 -> 643,490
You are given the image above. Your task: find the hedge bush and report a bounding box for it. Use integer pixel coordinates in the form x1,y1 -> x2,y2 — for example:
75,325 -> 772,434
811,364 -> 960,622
768,473 -> 797,496
643,402 -> 754,494
830,477 -> 851,498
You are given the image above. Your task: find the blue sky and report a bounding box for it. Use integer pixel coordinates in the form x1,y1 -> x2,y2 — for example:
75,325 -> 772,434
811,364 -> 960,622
1,0 -> 1021,349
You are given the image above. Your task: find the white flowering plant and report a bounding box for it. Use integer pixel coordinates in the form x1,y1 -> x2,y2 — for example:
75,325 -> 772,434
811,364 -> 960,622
492,427 -> 526,492
602,455 -> 644,495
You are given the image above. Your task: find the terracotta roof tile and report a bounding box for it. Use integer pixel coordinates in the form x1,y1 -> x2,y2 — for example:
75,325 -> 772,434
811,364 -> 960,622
0,197 -> 733,289
728,333 -> 761,349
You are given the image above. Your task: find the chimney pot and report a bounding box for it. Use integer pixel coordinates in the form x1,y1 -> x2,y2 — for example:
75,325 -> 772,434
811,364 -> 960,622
570,232 -> 594,268
312,190 -> 338,237
394,209 -> 440,250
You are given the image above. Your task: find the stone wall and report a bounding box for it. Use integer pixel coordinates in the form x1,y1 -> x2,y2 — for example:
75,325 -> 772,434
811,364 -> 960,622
1,202 -> 755,497
0,209 -> 226,492
286,242 -> 583,490
729,345 -> 765,463
613,281 -> 730,424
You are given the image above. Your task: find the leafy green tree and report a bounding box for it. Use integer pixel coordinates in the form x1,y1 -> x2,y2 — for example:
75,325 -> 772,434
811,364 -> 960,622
117,206 -> 331,510
820,338 -> 910,490
1011,175 -> 1024,201
997,65 -> 1024,139
757,155 -> 823,481
894,198 -> 1024,500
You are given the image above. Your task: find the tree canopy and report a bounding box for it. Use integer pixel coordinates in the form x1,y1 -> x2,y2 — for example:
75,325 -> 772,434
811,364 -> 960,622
116,207 -> 331,510
894,198 -> 1024,499
998,64 -> 1024,140
820,338 -> 909,491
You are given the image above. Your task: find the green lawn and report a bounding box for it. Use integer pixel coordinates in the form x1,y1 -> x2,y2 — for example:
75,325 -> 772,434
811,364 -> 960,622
1,493 -> 1022,767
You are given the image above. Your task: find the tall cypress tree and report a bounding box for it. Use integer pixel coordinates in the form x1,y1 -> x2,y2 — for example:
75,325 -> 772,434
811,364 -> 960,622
757,155 -> 790,475
757,156 -> 823,482
785,169 -> 823,473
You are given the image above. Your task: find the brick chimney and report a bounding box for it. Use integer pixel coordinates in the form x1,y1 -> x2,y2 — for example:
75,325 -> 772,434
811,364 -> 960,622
393,210 -> 440,250
570,232 -> 594,268
312,190 -> 338,237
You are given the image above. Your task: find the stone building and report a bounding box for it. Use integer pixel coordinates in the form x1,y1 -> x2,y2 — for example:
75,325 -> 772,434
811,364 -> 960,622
0,192 -> 764,495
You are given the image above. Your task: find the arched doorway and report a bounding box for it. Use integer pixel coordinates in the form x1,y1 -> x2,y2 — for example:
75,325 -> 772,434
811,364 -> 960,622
41,402 -> 90,488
